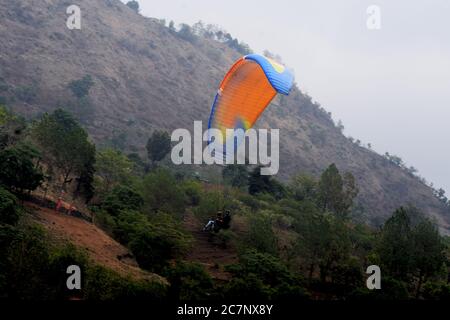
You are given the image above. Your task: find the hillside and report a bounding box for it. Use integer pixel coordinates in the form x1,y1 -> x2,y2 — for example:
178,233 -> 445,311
0,0 -> 448,231
25,201 -> 165,283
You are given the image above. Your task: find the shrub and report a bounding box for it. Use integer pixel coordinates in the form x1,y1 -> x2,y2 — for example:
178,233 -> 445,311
115,211 -> 192,272
181,180 -> 202,206
68,75 -> 94,99
46,244 -> 89,299
225,250 -> 308,300
194,190 -> 224,222
14,85 -> 37,103
213,229 -> 235,249
1,225 -> 54,299
126,1 -> 140,13
243,213 -> 278,256
83,265 -> 167,301
102,185 -> 144,215
422,281 -> 450,300
236,193 -> 261,212
163,262 -> 214,301
0,144 -> 44,193
142,168 -> 186,216
177,24 -> 198,43
0,187 -> 20,225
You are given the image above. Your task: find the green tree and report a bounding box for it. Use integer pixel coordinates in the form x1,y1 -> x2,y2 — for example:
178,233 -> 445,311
318,164 -> 358,219
146,130 -> 171,167
141,168 -> 185,215
248,166 -> 285,199
75,150 -> 96,202
68,75 -> 94,99
0,187 -> 20,225
375,207 -> 446,297
225,250 -> 308,300
289,174 -> 318,202
126,1 -> 140,13
376,208 -> 414,281
244,214 -> 278,256
101,185 -> 144,215
169,20 -> 175,31
124,212 -> 191,272
164,262 -> 214,301
177,24 -> 197,43
0,106 -> 26,150
33,109 -> 95,190
95,148 -> 132,194
295,213 -> 351,282
222,164 -> 248,188
411,219 -> 445,297
0,144 -> 43,193
127,152 -> 146,176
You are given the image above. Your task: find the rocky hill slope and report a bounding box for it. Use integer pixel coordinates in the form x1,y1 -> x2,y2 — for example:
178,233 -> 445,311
0,0 -> 448,231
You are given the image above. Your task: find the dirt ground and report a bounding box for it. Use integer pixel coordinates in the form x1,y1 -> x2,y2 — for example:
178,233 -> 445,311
25,202 -> 165,283
182,213 -> 238,281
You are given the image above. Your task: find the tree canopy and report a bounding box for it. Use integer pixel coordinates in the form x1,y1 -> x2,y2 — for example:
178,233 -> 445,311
33,109 -> 95,189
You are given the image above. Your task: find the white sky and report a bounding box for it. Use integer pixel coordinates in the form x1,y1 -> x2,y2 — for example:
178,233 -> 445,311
127,0 -> 450,192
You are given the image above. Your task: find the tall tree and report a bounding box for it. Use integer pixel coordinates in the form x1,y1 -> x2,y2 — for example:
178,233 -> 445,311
33,109 -> 95,190
248,166 -> 285,199
318,164 -> 358,219
376,207 -> 414,281
146,130 -> 171,167
289,174 -> 318,202
95,148 -> 132,195
411,219 -> 445,297
75,149 -> 96,203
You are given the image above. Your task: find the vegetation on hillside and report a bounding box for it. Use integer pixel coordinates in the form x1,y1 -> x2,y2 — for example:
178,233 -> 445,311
1,105 -> 449,301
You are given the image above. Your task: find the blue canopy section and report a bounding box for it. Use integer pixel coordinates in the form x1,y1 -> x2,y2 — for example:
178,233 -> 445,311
244,54 -> 294,95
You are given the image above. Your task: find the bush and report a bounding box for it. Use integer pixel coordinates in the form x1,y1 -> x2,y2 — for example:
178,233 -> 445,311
422,281 -> 450,300
68,75 -> 94,99
126,1 -> 140,13
0,187 -> 20,225
46,244 -> 89,300
350,276 -> 410,300
83,265 -> 167,301
194,192 -> 220,221
213,229 -> 235,249
142,168 -> 186,216
177,24 -> 198,43
248,167 -> 286,199
1,225 -> 54,299
181,180 -> 202,206
102,185 -> 144,215
0,144 -> 44,193
0,219 -> 167,300
225,250 -> 308,300
223,273 -> 271,300
115,211 -> 192,272
163,262 -> 214,301
236,193 -> 261,212
243,213 -> 278,256
222,165 -> 248,188
14,85 -> 37,103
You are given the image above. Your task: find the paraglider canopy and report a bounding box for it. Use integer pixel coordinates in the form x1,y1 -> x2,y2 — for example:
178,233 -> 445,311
207,54 -> 294,159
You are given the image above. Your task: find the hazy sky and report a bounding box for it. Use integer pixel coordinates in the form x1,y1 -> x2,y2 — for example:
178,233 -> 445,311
129,0 -> 450,192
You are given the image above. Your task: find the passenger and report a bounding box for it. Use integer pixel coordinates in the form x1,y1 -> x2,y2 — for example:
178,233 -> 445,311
203,217 -> 215,231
